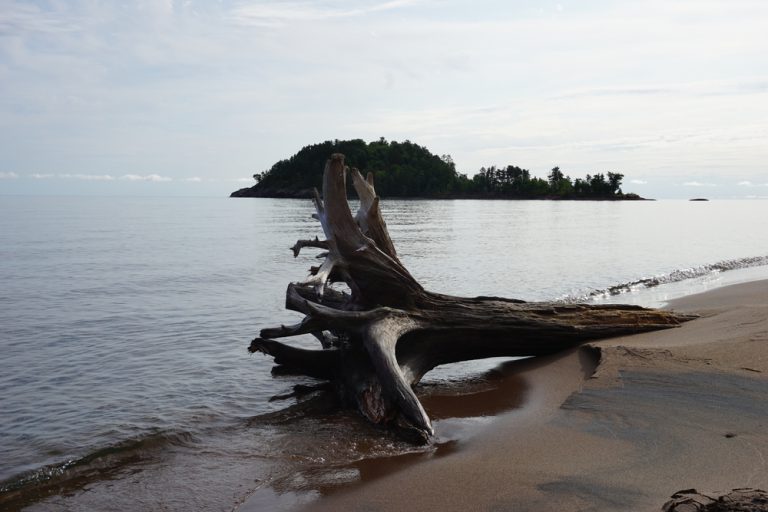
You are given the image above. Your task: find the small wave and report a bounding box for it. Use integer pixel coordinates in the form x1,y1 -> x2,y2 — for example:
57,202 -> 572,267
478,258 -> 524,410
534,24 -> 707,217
559,255 -> 768,303
0,429 -> 198,506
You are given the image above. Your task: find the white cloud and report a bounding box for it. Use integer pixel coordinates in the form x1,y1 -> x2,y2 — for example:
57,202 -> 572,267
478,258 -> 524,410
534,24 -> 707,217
229,0 -> 421,26
0,171 -> 19,179
59,173 -> 115,180
0,3 -> 80,34
556,78 -> 768,101
119,174 -> 172,182
630,179 -> 648,184
683,181 -> 717,187
738,180 -> 753,186
31,173 -> 55,179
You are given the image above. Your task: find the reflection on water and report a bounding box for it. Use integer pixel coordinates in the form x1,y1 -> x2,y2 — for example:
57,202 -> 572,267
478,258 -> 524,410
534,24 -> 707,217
381,199 -> 768,301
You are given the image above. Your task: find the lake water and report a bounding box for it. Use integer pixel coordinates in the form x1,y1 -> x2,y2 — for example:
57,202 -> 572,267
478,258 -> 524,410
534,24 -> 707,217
1,196 -> 767,510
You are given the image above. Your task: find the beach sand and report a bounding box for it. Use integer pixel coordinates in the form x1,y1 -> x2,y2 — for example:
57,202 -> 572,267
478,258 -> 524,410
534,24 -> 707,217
274,279 -> 768,512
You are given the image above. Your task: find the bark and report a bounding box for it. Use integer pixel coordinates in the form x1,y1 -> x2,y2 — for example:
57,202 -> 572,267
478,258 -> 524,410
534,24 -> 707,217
250,154 -> 696,442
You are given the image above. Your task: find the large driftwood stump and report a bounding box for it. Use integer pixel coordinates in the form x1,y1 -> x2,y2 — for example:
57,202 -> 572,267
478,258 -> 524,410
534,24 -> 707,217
250,154 -> 695,442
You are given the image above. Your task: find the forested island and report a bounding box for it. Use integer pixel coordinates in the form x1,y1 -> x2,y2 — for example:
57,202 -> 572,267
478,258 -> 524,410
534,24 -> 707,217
230,138 -> 645,200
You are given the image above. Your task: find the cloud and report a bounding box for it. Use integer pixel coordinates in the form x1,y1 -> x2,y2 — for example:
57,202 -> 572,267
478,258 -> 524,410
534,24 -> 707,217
228,0 -> 421,26
557,86 -> 674,99
59,173 -> 115,180
119,174 -> 172,182
44,173 -> 173,182
2,172 -> 232,189
0,3 -> 80,35
556,79 -> 768,100
630,179 -> 648,184
736,180 -> 768,186
683,181 -> 717,187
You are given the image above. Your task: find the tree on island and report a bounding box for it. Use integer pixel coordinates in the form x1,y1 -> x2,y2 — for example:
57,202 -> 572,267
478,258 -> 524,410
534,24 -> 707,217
234,138 -> 458,198
231,138 -> 641,200
548,166 -> 565,187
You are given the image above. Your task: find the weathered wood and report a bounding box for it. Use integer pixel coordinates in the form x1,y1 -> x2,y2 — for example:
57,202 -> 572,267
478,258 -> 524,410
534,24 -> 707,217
250,153 -> 696,442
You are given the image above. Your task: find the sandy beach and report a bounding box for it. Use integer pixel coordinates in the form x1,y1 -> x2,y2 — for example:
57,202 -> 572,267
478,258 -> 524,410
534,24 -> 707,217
255,279 -> 768,512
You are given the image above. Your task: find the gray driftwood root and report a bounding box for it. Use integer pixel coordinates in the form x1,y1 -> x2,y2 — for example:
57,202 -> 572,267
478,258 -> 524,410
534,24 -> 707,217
250,153 -> 697,442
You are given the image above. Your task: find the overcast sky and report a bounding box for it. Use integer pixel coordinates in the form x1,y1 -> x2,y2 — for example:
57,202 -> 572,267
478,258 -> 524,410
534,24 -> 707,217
1,0 -> 767,198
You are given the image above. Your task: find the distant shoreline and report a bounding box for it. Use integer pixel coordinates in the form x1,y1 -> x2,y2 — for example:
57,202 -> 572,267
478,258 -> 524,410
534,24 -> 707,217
229,188 -> 651,201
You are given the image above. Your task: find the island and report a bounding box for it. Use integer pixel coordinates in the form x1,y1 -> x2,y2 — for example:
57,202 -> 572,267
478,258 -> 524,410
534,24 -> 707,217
230,138 -> 646,200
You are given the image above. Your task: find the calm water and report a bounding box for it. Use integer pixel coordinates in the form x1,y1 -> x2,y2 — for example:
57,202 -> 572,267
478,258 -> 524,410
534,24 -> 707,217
1,196 -> 767,510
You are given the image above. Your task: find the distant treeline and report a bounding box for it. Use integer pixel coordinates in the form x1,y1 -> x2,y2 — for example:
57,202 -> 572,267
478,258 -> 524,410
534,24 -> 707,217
231,138 -> 642,200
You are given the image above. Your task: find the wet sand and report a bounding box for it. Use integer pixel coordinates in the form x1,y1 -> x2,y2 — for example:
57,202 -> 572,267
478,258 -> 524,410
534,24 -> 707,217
264,280 -> 768,512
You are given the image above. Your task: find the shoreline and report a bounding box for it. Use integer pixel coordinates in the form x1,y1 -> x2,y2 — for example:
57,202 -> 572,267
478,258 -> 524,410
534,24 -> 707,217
230,189 -> 650,201
5,278 -> 766,511
241,279 -> 768,512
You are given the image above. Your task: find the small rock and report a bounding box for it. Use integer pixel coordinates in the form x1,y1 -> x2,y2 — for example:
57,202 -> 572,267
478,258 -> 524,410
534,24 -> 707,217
663,488 -> 768,511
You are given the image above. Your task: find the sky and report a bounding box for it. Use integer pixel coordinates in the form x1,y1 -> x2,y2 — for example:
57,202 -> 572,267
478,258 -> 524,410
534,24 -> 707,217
1,0 -> 767,198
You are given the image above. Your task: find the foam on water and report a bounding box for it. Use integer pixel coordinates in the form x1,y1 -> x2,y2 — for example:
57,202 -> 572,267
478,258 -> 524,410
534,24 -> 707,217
560,255 -> 768,305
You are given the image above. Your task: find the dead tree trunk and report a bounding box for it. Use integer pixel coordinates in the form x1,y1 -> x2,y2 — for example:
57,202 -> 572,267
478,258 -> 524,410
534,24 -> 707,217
250,154 -> 696,442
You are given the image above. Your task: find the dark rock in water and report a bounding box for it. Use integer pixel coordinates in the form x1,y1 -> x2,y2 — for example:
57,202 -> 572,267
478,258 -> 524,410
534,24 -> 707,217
690,198 -> 710,201
621,192 -> 649,201
662,488 -> 768,511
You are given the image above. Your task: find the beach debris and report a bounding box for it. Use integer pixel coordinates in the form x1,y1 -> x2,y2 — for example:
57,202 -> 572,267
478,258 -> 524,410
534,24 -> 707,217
662,487 -> 768,511
249,153 -> 698,442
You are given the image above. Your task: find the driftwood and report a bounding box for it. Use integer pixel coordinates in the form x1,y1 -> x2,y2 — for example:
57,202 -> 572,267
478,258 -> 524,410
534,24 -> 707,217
250,154 -> 696,442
